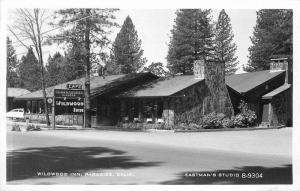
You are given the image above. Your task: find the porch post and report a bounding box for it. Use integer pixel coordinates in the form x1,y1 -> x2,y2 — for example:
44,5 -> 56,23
143,99 -> 146,122
138,99 -> 142,121
120,99 -> 126,119
154,100 -> 158,122
52,96 -> 56,129
169,99 -> 175,126
129,99 -> 134,121
162,98 -> 169,126
31,100 -> 33,113
268,102 -> 273,126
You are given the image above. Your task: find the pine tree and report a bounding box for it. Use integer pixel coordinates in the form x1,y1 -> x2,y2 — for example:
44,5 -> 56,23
109,16 -> 147,74
246,9 -> 292,72
52,8 -> 118,128
7,37 -> 20,87
45,48 -> 86,88
18,47 -> 43,91
214,9 -> 238,75
45,52 -> 66,87
142,62 -> 167,77
63,45 -> 86,81
167,9 -> 214,74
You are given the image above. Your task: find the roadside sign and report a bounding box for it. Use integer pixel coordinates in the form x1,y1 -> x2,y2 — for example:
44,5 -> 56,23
54,89 -> 85,115
55,97 -> 84,115
47,97 -> 53,104
54,89 -> 84,98
66,84 -> 83,90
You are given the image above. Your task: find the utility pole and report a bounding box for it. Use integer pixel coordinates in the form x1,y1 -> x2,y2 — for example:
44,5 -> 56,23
84,9 -> 91,128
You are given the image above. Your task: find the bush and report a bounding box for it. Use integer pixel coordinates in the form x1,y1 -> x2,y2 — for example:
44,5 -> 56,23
222,117 -> 234,128
189,123 -> 202,129
202,112 -> 226,129
232,114 -> 245,127
174,106 -> 203,125
175,100 -> 257,130
121,122 -> 142,129
233,100 -> 257,128
143,123 -> 165,129
27,124 -> 41,131
11,124 -> 21,131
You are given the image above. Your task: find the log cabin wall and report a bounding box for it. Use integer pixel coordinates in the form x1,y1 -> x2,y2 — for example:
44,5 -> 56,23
226,86 -> 242,115
171,81 -> 208,125
270,89 -> 292,126
242,73 -> 286,122
93,73 -> 159,126
95,97 -> 120,126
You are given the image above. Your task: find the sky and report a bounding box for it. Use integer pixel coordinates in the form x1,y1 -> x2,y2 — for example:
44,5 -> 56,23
8,9 -> 257,73
113,9 -> 257,72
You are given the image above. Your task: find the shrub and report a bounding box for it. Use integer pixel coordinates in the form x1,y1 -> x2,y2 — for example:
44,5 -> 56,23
175,106 -> 203,125
27,124 -> 41,131
232,114 -> 246,127
122,122 -> 140,129
11,124 -> 21,131
160,124 -> 172,130
189,123 -> 202,129
202,112 -> 226,129
233,100 -> 257,128
143,123 -> 165,129
222,117 -> 234,128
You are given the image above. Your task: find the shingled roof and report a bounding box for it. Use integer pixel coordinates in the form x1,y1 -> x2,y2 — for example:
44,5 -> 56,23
225,70 -> 285,94
262,83 -> 291,99
15,70 -> 286,100
15,73 -> 156,100
116,75 -> 204,97
7,88 -> 31,97
117,70 -> 286,98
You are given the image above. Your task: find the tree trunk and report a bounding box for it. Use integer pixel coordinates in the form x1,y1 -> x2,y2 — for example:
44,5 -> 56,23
84,9 -> 91,128
37,29 -> 50,127
35,9 -> 50,127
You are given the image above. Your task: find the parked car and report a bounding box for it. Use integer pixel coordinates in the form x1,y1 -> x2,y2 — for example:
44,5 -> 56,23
6,108 -> 25,120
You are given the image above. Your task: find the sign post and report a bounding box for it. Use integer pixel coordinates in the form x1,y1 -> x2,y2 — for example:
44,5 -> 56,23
47,97 -> 55,129
66,84 -> 84,128
83,97 -> 86,129
52,97 -> 55,129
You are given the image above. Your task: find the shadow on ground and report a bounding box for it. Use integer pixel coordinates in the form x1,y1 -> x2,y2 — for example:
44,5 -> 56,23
7,146 -> 161,181
160,164 -> 292,184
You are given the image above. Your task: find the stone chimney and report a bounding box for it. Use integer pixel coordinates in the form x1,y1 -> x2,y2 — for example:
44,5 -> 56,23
270,57 -> 289,83
205,60 -> 226,85
193,59 -> 205,79
202,60 -> 234,117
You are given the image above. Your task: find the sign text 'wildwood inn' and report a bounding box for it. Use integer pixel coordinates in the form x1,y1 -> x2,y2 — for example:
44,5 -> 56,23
54,89 -> 84,115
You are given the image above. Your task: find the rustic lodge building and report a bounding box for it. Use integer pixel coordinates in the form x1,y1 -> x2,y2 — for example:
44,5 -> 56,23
12,58 -> 292,128
7,88 -> 30,111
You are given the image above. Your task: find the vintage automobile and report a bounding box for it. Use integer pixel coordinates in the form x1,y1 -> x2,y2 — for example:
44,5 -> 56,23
6,108 -> 25,120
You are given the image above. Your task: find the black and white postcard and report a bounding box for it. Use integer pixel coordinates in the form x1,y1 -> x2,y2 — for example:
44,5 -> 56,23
1,0 -> 300,190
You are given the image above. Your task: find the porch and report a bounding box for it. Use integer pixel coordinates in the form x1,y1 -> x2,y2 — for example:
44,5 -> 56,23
95,97 -> 175,127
